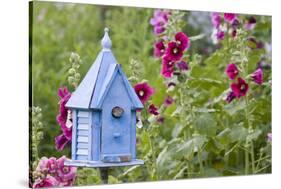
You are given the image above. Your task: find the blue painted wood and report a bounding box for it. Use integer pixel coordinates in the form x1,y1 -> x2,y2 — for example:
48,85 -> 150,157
66,28 -> 144,168
71,110 -> 77,160
64,159 -> 144,168
101,72 -> 131,156
88,110 -> 92,160
92,110 -> 101,161
131,111 -> 136,159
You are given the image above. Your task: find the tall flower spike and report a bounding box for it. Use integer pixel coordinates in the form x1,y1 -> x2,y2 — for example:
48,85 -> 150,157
101,27 -> 112,51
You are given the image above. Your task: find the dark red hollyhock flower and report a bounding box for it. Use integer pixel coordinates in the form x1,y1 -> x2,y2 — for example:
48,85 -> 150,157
154,40 -> 166,58
226,63 -> 239,80
161,56 -> 175,78
175,32 -> 190,51
231,29 -> 237,38
226,91 -> 236,103
231,77 -> 249,98
251,68 -> 263,85
164,96 -> 174,106
148,104 -> 159,115
134,82 -> 155,104
165,41 -> 183,61
176,61 -> 189,71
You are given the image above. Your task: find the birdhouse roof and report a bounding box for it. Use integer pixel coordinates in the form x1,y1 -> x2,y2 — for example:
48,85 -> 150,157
66,28 -> 143,110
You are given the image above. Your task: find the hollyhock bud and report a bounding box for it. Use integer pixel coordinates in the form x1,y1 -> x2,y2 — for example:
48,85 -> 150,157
148,104 -> 159,115
251,68 -> 263,85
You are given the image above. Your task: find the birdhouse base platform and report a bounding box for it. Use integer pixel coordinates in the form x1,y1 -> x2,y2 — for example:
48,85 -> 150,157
64,159 -> 144,168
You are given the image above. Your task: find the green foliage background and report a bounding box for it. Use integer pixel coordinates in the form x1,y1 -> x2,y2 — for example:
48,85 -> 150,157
30,1 -> 272,186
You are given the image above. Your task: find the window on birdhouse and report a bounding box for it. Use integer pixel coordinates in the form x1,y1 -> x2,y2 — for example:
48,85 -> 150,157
112,106 -> 124,118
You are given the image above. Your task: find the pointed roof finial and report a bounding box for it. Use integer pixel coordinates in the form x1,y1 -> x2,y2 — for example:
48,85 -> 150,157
101,27 -> 112,50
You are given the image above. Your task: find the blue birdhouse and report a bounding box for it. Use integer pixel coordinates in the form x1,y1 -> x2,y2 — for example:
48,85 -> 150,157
64,28 -> 144,168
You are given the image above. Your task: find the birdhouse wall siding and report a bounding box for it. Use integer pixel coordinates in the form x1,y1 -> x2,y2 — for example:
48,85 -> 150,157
100,73 -> 133,158
73,110 -> 92,161
130,111 -> 137,159
92,110 -> 101,161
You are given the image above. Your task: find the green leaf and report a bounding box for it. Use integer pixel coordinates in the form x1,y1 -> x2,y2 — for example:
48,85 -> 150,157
194,113 -> 217,136
229,126 -> 248,143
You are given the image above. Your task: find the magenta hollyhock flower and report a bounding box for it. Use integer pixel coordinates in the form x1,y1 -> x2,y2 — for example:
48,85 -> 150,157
226,91 -> 236,103
56,87 -> 72,139
161,56 -> 175,78
134,82 -> 155,104
176,61 -> 189,71
226,63 -> 239,80
224,13 -> 236,23
216,30 -> 225,41
55,134 -> 70,151
33,175 -> 58,188
211,12 -> 221,29
56,156 -> 77,186
267,133 -> 272,142
251,68 -> 263,85
175,32 -> 190,51
231,19 -> 240,28
148,104 -> 159,115
164,96 -> 174,106
154,40 -> 166,57
244,16 -> 256,30
165,41 -> 183,61
231,77 -> 249,98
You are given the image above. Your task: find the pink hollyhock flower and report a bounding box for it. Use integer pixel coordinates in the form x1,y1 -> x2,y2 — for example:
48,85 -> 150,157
231,77 -> 249,98
226,91 -> 236,103
33,175 -> 58,188
56,156 -> 77,186
165,41 -> 183,61
148,104 -> 159,115
176,61 -> 189,71
150,10 -> 171,35
161,56 -> 175,78
175,32 -> 190,51
134,82 -> 155,104
251,68 -> 263,85
267,133 -> 272,142
216,30 -> 225,41
244,16 -> 256,30
211,12 -> 221,29
154,40 -> 166,57
224,13 -> 236,23
225,63 -> 239,80
164,96 -> 174,106
36,157 -> 58,174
